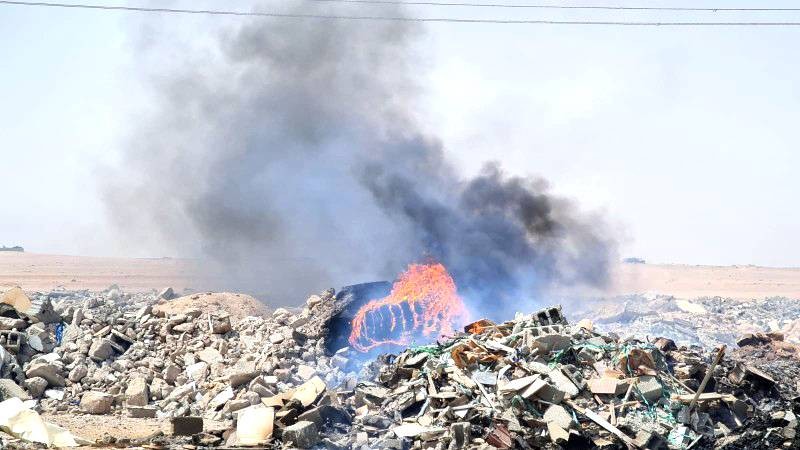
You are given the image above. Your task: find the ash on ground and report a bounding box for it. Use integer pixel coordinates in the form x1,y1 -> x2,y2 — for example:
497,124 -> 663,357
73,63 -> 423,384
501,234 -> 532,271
0,286 -> 797,449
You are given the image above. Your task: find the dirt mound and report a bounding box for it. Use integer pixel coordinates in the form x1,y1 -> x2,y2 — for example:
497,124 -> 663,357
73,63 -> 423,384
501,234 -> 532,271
152,292 -> 269,322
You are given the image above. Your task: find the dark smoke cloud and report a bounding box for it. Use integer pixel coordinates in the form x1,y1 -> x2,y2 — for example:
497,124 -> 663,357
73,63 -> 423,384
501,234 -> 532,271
104,3 -> 616,311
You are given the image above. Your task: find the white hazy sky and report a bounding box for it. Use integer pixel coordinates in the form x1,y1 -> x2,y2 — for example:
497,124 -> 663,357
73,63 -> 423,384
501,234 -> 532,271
1,0 -> 799,267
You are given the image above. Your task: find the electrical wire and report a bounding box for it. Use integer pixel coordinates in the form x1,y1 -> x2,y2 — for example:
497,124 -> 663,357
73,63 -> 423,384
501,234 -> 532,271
3,0 -> 800,25
306,0 -> 800,12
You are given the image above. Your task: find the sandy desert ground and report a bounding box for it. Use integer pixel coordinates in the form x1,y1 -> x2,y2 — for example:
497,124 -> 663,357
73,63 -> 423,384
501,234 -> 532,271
1,251 -> 800,301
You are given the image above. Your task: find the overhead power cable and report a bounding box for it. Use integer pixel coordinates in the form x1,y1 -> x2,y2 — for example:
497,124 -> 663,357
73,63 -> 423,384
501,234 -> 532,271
3,0 -> 800,25
307,0 -> 800,12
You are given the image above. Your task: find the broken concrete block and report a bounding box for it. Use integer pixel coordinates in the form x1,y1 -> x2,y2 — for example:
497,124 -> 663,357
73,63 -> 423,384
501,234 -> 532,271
588,377 -> 626,395
81,391 -> 113,414
637,376 -> 663,404
25,361 -> 64,387
530,334 -> 572,353
283,420 -> 320,448
548,369 -> 579,399
125,377 -> 150,406
0,287 -> 32,312
127,406 -> 158,418
291,376 -> 326,407
68,364 -> 87,383
158,287 -> 175,300
237,405 -> 274,445
534,382 -> 566,404
186,361 -> 209,382
197,347 -> 223,365
226,360 -> 258,387
0,317 -> 27,331
543,404 -> 573,430
88,339 -> 115,362
211,314 -> 232,334
520,377 -> 548,398
547,422 -> 570,444
499,375 -> 539,393
22,377 -> 47,398
163,364 -> 181,384
0,379 -> 31,401
171,416 -> 203,436
296,364 -> 316,381
268,332 -> 285,344
297,407 -> 324,428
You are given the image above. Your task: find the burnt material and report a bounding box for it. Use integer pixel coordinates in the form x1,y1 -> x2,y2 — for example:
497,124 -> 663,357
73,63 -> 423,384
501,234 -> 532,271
324,282 -> 391,355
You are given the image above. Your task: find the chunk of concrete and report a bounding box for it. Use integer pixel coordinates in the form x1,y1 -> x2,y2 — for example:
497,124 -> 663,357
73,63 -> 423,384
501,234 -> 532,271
0,379 -> 31,401
543,404 -> 573,430
283,420 -> 320,448
88,339 -> 115,362
170,416 -> 203,436
68,364 -> 88,383
226,360 -> 258,387
637,376 -> 663,404
547,369 -> 579,399
0,317 -> 27,331
22,377 -> 48,398
588,377 -> 622,395
547,422 -> 570,444
534,382 -> 566,404
125,377 -> 150,406
499,375 -> 539,393
197,347 -> 223,365
291,376 -> 326,407
127,406 -> 158,418
25,361 -> 65,387
237,405 -> 274,445
81,391 -> 113,414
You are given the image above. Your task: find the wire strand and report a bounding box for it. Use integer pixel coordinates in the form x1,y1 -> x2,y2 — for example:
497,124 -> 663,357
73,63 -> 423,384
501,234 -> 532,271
3,0 -> 800,25
306,0 -> 800,12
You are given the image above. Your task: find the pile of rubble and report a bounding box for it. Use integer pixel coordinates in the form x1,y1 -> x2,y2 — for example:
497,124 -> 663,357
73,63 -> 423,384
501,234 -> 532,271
574,294 -> 800,349
338,309 -> 799,450
0,285 -> 797,449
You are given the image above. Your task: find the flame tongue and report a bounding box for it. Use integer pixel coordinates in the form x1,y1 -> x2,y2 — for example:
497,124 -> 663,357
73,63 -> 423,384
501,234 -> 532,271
348,263 -> 466,352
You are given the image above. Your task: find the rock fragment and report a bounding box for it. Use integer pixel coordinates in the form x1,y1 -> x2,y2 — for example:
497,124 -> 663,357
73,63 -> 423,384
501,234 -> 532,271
80,391 -> 113,414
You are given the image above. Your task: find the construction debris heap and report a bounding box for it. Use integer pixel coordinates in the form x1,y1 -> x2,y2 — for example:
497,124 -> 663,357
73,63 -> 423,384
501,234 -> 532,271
0,286 -> 797,449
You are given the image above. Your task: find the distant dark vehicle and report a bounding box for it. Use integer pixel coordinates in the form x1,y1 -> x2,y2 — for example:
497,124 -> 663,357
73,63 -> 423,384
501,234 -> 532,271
0,246 -> 24,252
623,257 -> 646,264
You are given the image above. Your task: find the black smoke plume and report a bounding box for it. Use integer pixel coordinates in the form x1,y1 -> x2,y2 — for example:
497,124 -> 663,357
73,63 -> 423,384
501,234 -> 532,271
104,3 -> 616,313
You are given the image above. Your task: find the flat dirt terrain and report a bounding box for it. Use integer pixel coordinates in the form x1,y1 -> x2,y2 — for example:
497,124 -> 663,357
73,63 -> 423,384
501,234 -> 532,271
608,263 -> 800,300
2,252 -> 800,301
0,252 -> 201,293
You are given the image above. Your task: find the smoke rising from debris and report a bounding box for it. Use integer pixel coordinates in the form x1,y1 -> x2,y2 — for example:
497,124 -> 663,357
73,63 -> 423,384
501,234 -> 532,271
104,4 -> 616,311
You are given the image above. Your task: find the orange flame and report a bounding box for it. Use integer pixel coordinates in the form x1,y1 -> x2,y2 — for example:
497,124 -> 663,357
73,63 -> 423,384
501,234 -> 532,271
348,263 -> 467,352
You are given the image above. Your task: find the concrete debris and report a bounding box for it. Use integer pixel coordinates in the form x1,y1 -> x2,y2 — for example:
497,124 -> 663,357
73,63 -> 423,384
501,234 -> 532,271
0,397 -> 79,447
170,416 -> 203,436
0,286 -> 796,450
80,391 -> 113,414
0,378 -> 31,401
283,420 -> 321,448
236,405 -> 274,445
124,377 -> 150,406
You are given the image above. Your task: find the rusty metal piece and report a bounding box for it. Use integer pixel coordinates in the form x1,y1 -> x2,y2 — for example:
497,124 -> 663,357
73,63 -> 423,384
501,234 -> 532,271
485,423 -> 512,449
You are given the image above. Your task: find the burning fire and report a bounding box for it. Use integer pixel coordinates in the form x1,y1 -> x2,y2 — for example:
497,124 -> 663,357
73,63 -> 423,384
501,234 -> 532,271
348,263 -> 467,352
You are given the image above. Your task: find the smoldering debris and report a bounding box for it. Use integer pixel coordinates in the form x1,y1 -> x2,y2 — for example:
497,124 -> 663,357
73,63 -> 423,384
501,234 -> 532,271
102,3 -> 615,307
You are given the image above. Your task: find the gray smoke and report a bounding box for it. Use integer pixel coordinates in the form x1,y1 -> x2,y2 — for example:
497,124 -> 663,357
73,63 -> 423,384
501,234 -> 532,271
104,4 -> 616,311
